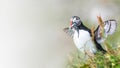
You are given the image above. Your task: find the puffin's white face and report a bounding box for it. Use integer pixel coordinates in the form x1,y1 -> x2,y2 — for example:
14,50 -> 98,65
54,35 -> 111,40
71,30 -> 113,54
70,16 -> 81,28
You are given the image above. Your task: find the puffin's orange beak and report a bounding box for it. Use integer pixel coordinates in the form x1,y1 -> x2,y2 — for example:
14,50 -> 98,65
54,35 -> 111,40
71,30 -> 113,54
70,21 -> 72,27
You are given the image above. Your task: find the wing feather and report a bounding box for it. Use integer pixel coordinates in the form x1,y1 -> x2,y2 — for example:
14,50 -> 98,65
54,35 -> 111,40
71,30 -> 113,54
104,20 -> 117,35
95,19 -> 117,44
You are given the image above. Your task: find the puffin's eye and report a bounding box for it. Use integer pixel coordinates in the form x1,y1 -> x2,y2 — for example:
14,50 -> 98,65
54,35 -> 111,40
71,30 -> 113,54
76,17 -> 79,20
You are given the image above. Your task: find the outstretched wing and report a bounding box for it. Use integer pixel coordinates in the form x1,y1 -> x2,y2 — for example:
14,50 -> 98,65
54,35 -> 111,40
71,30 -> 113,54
95,19 -> 117,44
104,20 -> 117,35
63,27 -> 74,37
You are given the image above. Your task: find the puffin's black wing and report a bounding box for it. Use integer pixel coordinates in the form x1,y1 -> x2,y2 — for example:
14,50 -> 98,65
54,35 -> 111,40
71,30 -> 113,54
95,19 -> 117,44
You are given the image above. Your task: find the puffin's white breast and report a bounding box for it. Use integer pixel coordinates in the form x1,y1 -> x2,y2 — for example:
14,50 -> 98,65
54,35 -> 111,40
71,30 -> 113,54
73,30 -> 96,53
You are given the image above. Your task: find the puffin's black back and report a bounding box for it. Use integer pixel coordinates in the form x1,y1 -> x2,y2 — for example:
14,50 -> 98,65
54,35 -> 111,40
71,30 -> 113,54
77,23 -> 92,36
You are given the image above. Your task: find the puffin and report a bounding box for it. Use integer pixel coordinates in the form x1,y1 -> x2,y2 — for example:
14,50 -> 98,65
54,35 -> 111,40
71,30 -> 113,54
64,16 -> 117,54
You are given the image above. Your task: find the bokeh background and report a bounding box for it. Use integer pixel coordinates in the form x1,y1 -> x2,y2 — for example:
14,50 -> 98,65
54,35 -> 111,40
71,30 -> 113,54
0,0 -> 120,68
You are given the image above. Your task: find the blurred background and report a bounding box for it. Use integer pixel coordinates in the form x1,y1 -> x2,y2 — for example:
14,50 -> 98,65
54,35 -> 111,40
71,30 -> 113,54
0,0 -> 120,68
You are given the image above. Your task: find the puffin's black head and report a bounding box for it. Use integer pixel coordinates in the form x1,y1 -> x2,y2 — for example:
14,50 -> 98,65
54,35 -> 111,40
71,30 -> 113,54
70,16 -> 82,29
